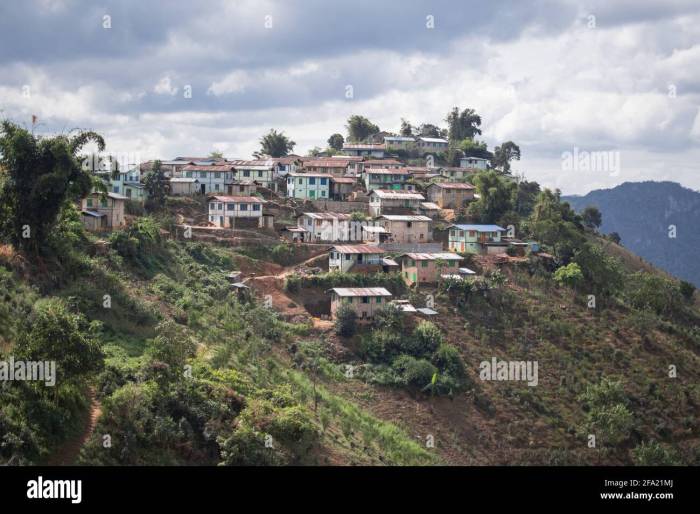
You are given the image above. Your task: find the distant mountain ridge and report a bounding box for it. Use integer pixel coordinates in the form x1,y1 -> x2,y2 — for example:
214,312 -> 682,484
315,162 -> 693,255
563,181 -> 700,287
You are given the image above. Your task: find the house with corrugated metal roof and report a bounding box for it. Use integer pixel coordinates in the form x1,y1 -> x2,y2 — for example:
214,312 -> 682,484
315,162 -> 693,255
363,168 -> 413,192
416,137 -> 448,151
297,212 -> 353,242
460,156 -> 490,170
368,189 -> 425,217
182,164 -> 234,194
207,195 -> 265,228
329,287 -> 393,320
329,245 -> 385,273
230,159 -> 279,190
426,182 -> 476,208
448,224 -> 507,255
397,252 -> 463,285
286,172 -> 332,200
378,214 -> 433,243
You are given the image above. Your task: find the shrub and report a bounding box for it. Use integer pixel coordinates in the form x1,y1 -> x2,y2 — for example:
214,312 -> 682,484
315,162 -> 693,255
359,329 -> 402,362
334,303 -> 357,337
408,321 -> 444,358
391,355 -> 437,390
431,344 -> 465,378
632,441 -> 679,465
679,281 -> 696,302
553,262 -> 584,289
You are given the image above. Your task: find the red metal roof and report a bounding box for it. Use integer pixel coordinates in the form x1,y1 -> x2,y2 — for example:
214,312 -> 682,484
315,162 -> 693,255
332,244 -> 385,254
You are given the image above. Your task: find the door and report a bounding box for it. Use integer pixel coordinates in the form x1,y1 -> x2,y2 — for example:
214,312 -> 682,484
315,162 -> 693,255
200,184 -> 206,194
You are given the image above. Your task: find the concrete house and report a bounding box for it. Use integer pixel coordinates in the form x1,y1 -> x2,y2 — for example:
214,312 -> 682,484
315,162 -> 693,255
426,182 -> 476,208
286,172 -> 332,200
230,160 -> 278,190
439,167 -> 473,181
329,245 -> 385,273
397,252 -> 463,286
363,159 -> 404,169
329,287 -> 392,320
226,181 -> 257,196
341,143 -> 386,158
271,156 -> 302,176
368,189 -> 425,217
378,215 -> 433,243
297,212 -> 357,242
416,137 -> 448,151
364,169 -> 413,192
182,165 -> 234,194
448,224 -> 507,255
81,192 -> 127,230
460,156 -> 489,170
207,195 -> 265,228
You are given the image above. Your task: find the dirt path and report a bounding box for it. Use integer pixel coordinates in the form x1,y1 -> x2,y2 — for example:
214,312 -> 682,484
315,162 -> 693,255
47,387 -> 102,466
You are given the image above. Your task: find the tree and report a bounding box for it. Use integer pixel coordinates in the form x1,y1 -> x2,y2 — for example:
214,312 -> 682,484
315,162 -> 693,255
458,138 -> 491,159
417,123 -> 444,138
306,146 -> 323,157
144,159 -> 168,211
445,107 -> 482,142
209,150 -> 224,159
327,133 -> 344,151
468,170 -> 517,224
345,115 -> 380,142
409,321 -> 444,357
582,205 -> 603,229
553,262 -> 584,289
491,141 -> 521,175
257,129 -> 295,157
608,232 -> 621,245
334,303 -> 357,337
0,121 -> 104,253
514,180 -> 541,217
400,119 -> 414,137
15,298 -> 104,384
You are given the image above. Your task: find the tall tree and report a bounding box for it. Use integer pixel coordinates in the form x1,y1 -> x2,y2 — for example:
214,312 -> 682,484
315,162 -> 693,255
418,123 -> 444,138
327,133 -> 344,151
144,159 -> 168,211
209,150 -> 224,159
345,115 -> 380,142
445,107 -> 482,141
257,129 -> 296,157
467,170 -> 517,224
491,141 -> 521,174
582,205 -> 603,229
0,121 -> 104,254
400,119 -> 414,137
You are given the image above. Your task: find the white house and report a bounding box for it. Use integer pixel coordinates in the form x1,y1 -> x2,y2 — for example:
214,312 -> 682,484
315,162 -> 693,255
328,245 -> 385,273
182,165 -> 234,194
207,195 -> 265,227
460,156 -> 489,170
286,172 -> 332,200
368,189 -> 425,217
416,137 -> 448,151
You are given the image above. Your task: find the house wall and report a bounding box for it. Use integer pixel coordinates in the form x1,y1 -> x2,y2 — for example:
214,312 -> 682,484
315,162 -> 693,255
427,188 -> 474,208
401,258 -> 460,285
170,182 -> 197,195
382,220 -> 432,243
330,294 -> 388,320
82,196 -> 125,228
208,201 -> 263,227
286,176 -> 330,199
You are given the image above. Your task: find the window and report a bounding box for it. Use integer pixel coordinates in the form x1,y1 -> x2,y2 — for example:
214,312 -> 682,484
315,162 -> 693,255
186,171 -> 193,178
309,190 -> 315,198
240,204 -> 248,211
320,190 -> 326,197
258,171 -> 263,177
226,203 -> 235,210
100,198 -> 108,208
252,204 -> 260,211
113,185 -> 119,193
87,198 -> 93,208
376,297 -> 382,304
217,203 -> 223,211
214,172 -> 221,179
421,261 -> 428,268
298,178 -> 303,185
345,254 -> 351,260
320,178 -> 327,185
362,297 -> 369,304
214,184 -> 220,191
200,171 -> 207,178
244,171 -> 250,177
309,177 -> 316,185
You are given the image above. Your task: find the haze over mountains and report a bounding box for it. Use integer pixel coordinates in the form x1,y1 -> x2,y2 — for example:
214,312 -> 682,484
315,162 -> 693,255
564,181 -> 700,287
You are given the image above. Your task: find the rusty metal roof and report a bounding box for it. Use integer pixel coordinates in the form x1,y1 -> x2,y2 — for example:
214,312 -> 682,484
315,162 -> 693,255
330,287 -> 392,297
400,252 -> 463,261
332,244 -> 385,254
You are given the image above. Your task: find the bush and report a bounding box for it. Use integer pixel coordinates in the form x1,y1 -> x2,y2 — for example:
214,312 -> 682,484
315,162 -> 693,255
391,355 -> 437,390
408,321 -> 444,358
553,262 -> 584,289
334,303 -> 357,337
359,329 -> 402,362
625,272 -> 686,318
679,281 -> 696,302
632,441 -> 680,466
431,344 -> 465,379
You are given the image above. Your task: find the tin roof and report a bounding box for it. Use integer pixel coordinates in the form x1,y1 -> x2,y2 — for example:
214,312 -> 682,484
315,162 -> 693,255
370,190 -> 425,200
298,212 -> 351,220
208,195 -> 265,203
182,165 -> 234,172
332,245 -> 385,254
428,182 -> 475,190
330,287 -> 392,297
451,224 -> 506,232
401,252 -> 463,261
288,171 -> 334,178
330,177 -> 356,184
379,215 -> 432,222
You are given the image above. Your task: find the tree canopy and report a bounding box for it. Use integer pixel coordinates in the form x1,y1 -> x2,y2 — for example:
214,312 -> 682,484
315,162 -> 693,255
346,115 -> 380,142
257,129 -> 296,157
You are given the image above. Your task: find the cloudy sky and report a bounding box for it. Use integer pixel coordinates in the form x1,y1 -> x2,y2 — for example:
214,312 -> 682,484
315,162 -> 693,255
1,0 -> 699,194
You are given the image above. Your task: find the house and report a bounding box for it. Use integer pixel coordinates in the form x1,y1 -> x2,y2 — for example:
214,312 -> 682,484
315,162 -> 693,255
363,159 -> 404,169
329,245 -> 385,273
364,169 -> 413,192
426,182 -> 476,208
330,176 -> 356,200
169,177 -> 199,196
271,156 -> 302,176
81,192 -> 127,230
207,195 -> 265,228
448,224 -> 507,255
368,189 -> 425,217
303,158 -> 352,176
416,137 -> 448,152
384,136 -> 416,150
334,155 -> 365,175
341,143 -> 386,158
439,167 -> 473,181
418,202 -> 441,218
230,160 -> 278,190
158,159 -> 195,177
460,156 -> 489,170
182,165 -> 234,194
297,212 -> 356,242
397,252 -> 463,285
329,287 -> 393,320
123,182 -> 146,202
286,172 -> 332,200
378,215 -> 432,243
226,181 -> 257,196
